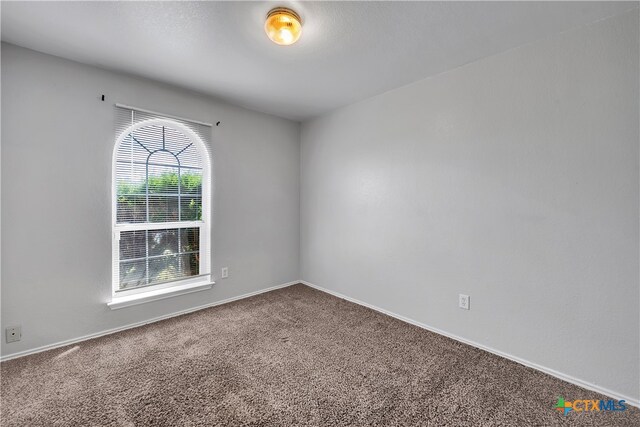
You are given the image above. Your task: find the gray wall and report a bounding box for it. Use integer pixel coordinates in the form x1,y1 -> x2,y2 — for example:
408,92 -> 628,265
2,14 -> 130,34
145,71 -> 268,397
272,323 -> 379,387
2,7 -> 638,404
301,10 -> 639,401
1,43 -> 300,357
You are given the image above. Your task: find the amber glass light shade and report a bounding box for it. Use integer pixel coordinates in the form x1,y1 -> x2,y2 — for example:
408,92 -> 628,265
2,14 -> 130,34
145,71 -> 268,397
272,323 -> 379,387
265,8 -> 302,46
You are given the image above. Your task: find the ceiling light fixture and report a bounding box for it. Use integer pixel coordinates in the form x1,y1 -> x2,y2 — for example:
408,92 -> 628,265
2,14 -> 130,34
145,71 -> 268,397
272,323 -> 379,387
265,7 -> 302,46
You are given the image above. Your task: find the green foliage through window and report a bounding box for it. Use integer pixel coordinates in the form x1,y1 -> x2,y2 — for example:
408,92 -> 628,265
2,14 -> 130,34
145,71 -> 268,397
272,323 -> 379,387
117,172 -> 202,223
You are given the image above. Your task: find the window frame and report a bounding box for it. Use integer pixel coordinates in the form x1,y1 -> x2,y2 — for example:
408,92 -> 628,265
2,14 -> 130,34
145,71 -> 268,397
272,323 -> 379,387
111,118 -> 212,301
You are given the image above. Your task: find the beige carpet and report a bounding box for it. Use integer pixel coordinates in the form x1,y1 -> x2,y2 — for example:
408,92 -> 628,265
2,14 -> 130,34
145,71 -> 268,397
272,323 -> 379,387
1,284 -> 638,426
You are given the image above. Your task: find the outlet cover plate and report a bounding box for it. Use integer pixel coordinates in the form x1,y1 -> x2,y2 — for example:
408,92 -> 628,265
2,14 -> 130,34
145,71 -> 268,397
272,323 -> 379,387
6,326 -> 21,343
459,294 -> 470,310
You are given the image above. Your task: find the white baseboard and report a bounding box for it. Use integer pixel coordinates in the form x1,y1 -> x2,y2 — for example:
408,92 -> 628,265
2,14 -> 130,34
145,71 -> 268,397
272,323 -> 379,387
0,280 -> 300,362
4,279 -> 637,409
299,280 -> 640,409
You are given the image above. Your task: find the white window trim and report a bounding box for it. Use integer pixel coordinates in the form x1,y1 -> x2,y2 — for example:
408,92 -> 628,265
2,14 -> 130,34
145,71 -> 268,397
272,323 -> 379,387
110,118 -> 212,308
108,281 -> 214,310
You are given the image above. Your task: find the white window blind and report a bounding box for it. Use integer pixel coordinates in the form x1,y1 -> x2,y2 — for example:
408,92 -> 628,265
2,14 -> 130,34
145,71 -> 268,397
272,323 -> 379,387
112,105 -> 212,295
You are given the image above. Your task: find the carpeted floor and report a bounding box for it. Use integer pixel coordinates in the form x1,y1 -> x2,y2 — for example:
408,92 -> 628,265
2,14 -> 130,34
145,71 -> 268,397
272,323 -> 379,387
1,284 -> 638,426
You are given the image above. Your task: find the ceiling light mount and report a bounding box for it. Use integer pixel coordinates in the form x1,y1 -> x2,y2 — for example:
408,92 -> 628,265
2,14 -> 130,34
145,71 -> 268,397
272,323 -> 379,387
265,7 -> 302,46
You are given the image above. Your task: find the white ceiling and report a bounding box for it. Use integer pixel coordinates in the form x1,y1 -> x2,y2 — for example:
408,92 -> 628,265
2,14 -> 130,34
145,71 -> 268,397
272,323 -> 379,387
1,1 -> 635,121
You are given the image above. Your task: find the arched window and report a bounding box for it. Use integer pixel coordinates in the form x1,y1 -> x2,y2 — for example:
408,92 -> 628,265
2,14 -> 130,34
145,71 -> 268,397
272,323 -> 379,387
112,106 -> 211,302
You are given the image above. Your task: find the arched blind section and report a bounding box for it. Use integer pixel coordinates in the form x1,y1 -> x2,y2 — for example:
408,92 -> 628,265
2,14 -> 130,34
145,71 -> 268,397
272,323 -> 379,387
113,106 -> 212,293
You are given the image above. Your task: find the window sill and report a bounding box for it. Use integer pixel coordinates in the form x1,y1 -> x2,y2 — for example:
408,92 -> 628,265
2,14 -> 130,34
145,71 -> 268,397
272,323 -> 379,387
107,281 -> 214,310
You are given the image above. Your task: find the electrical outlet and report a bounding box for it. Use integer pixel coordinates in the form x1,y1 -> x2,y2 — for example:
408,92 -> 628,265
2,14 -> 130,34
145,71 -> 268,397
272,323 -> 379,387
5,326 -> 21,343
221,267 -> 229,279
459,294 -> 470,310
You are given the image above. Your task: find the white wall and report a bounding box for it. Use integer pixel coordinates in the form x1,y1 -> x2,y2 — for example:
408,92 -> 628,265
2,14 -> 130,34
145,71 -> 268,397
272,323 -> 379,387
301,10 -> 639,401
1,43 -> 300,357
